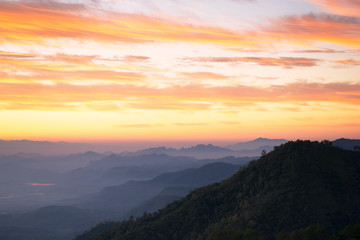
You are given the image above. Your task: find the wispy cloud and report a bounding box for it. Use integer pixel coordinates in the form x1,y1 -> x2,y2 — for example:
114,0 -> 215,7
307,0 -> 360,17
183,56 -> 319,68
181,72 -> 230,79
335,59 -> 360,65
1,81 -> 359,111
0,51 -> 146,84
1,0 -> 360,141
262,13 -> 360,47
114,123 -> 165,128
173,122 -> 209,126
293,49 -> 341,53
0,1 -> 258,47
123,55 -> 151,62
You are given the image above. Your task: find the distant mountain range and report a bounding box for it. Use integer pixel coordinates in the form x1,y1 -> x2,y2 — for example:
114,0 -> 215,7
121,138 -> 289,159
0,138 -> 288,157
0,205 -> 100,240
226,137 -> 288,151
79,162 -> 244,218
1,138 -> 358,157
2,138 -> 360,240
75,140 -> 360,240
0,161 -> 246,240
333,138 -> 360,151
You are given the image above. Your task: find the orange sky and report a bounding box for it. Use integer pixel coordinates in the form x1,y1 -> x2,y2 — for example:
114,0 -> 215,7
1,0 -> 359,143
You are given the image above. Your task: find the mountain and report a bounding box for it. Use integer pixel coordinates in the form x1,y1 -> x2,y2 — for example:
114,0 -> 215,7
124,144 -> 236,159
124,186 -> 194,218
80,162 -> 243,217
0,140 -> 124,155
226,137 -> 288,151
122,139 -> 287,159
0,206 -> 100,240
76,140 -> 360,240
0,151 -> 110,211
333,138 -> 360,151
0,226 -> 61,240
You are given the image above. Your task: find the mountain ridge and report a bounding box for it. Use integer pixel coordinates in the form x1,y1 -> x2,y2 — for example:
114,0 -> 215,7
76,140 -> 360,240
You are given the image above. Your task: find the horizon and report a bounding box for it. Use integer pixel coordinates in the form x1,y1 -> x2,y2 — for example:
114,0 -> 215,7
0,137 -> 356,155
1,0 -> 360,141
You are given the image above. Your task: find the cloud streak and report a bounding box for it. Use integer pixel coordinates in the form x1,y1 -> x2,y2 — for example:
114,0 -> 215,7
183,56 -> 319,68
307,0 -> 360,17
0,1 -> 257,47
262,13 -> 360,47
1,81 -> 359,111
181,72 -> 230,79
2,1 -> 359,50
335,59 -> 360,65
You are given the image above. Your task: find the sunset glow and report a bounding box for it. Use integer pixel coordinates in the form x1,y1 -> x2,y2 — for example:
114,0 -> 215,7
1,0 -> 359,142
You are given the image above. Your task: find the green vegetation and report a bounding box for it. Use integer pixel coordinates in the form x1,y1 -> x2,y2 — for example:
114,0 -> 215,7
75,140 -> 360,240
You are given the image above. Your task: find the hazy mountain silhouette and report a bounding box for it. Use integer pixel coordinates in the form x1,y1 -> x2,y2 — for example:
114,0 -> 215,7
0,226 -> 61,240
121,138 -> 288,159
77,140 -> 360,240
333,138 -> 360,151
80,162 -> 244,217
0,206 -> 100,240
0,152 -> 109,211
226,137 -> 288,151
124,186 -> 194,218
121,144 -> 235,159
0,140 -> 98,155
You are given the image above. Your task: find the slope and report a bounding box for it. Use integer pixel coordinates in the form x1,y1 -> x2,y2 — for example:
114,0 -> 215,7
77,140 -> 360,240
80,162 -> 243,216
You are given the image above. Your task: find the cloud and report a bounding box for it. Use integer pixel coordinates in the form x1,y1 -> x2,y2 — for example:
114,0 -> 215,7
307,0 -> 360,17
181,72 -> 230,79
0,1 -> 257,47
0,51 -> 37,59
262,13 -> 360,47
335,59 -> 360,65
2,0 -> 359,50
0,51 -> 146,84
115,123 -> 165,128
123,55 -> 150,62
219,121 -> 243,125
183,56 -> 319,68
173,122 -> 209,126
1,81 -> 359,111
293,49 -> 341,53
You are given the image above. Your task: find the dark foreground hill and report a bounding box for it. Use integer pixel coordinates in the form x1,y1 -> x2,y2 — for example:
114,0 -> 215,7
75,140 -> 360,240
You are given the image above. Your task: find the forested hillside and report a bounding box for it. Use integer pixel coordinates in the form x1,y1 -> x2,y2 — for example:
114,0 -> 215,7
76,140 -> 360,240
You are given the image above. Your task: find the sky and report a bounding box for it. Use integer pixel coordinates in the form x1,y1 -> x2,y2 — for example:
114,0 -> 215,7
0,0 -> 359,143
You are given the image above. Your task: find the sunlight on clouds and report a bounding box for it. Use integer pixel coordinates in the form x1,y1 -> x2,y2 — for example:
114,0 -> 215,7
0,0 -> 359,141
307,0 -> 360,17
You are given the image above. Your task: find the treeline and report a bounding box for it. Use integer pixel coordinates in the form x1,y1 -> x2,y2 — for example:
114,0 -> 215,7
209,224 -> 360,240
74,140 -> 360,240
76,222 -> 360,240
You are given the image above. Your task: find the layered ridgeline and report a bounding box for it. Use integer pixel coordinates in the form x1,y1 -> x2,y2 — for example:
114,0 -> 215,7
75,140 -> 360,240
